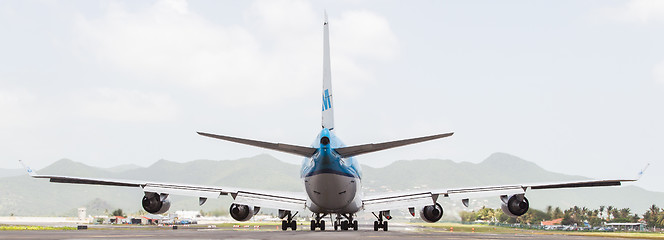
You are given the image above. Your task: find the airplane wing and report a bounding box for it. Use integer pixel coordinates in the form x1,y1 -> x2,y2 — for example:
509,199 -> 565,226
362,177 -> 640,213
197,132 -> 317,158
19,160 -> 307,211
334,132 -> 454,158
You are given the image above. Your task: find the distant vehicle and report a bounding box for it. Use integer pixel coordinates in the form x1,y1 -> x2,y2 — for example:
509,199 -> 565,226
179,219 -> 197,225
20,12 -> 646,232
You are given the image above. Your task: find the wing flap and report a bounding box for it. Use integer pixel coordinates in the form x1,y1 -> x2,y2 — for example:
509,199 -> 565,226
143,183 -> 224,199
197,132 -> 317,157
446,185 -> 525,200
334,132 -> 454,158
362,192 -> 436,212
233,191 -> 307,211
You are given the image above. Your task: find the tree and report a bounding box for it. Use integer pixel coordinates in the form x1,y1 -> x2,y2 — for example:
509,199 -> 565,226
476,207 -> 495,221
111,209 -> 126,217
553,207 -> 563,219
517,209 -> 549,225
610,208 -> 636,223
460,210 -> 477,222
644,205 -> 661,228
607,206 -> 614,220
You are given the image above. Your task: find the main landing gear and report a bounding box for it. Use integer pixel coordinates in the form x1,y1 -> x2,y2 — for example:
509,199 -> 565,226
280,211 -> 298,231
333,214 -> 358,231
372,211 -> 390,231
310,213 -> 327,231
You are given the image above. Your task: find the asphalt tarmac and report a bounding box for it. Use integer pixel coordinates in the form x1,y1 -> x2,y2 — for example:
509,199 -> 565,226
0,225 -> 632,240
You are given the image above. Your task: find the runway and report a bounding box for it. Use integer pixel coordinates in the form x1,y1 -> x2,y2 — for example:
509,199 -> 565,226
0,226 -> 631,240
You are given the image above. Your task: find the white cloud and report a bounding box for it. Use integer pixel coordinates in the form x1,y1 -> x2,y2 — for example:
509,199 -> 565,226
75,88 -> 177,122
334,10 -> 399,61
74,0 -> 398,106
596,0 -> 664,24
654,60 -> 664,84
0,88 -> 35,127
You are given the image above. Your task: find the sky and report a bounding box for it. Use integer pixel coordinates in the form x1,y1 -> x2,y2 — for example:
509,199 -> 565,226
1,0 -> 663,192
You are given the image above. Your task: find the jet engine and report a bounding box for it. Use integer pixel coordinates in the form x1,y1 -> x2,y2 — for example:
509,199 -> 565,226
419,203 -> 444,223
142,193 -> 171,214
230,204 -> 259,221
501,195 -> 529,217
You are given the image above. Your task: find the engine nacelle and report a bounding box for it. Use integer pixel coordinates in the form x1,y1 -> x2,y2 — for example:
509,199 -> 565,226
419,203 -> 444,223
142,193 -> 171,214
229,204 -> 259,221
501,195 -> 529,217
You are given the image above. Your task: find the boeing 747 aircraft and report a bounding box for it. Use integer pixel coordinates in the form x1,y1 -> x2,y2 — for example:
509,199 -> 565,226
21,14 -> 644,231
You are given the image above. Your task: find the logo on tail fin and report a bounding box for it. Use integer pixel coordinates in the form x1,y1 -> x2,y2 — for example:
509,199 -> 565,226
322,89 -> 332,111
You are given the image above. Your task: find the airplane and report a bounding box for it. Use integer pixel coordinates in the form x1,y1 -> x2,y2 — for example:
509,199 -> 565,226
20,13 -> 645,231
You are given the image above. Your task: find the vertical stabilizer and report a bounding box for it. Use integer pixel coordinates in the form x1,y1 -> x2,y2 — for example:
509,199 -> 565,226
322,12 -> 335,130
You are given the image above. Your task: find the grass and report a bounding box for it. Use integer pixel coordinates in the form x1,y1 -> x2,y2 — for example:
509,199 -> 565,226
415,222 -> 664,239
0,225 -> 77,231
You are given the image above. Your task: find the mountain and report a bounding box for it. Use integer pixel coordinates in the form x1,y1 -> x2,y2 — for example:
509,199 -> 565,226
105,164 -> 141,173
361,152 -> 586,192
0,153 -> 660,219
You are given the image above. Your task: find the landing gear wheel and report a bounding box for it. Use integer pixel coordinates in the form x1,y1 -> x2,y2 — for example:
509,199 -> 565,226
280,211 -> 298,231
320,220 -> 325,231
341,220 -> 349,230
353,220 -> 358,231
372,211 -> 389,231
311,220 -> 316,231
334,221 -> 339,230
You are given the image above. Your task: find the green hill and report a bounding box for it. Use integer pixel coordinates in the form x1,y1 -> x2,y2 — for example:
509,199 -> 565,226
0,153 -> 660,218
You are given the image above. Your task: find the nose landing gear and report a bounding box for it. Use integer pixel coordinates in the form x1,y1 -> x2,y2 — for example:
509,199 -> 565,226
310,213 -> 327,231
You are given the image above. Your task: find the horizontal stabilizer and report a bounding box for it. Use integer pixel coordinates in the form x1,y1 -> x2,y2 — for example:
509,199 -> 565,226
334,132 -> 454,158
197,132 -> 317,157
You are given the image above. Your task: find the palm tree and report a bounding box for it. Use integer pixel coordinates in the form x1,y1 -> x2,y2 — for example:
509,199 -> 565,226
553,207 -> 563,219
607,206 -> 614,220
611,209 -> 620,220
649,205 -> 659,215
581,207 -> 589,221
657,214 -> 664,227
646,205 -> 660,228
619,208 -> 631,219
599,206 -> 605,220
